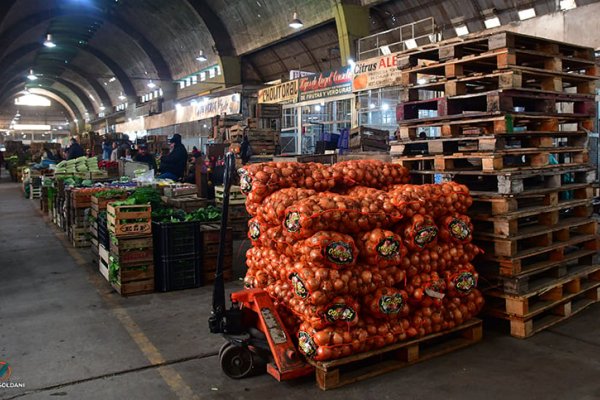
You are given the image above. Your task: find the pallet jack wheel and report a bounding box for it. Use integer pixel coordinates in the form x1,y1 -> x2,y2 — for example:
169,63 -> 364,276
220,344 -> 255,379
219,341 -> 232,360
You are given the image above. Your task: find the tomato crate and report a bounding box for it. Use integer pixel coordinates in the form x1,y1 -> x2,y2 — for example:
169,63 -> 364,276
307,319 -> 482,390
107,204 -> 152,237
155,255 -> 202,291
109,235 -> 154,265
109,258 -> 155,296
152,221 -> 201,258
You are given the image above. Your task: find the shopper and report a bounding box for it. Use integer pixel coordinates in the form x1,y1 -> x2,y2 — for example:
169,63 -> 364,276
157,133 -> 187,180
110,142 -> 119,161
66,138 -> 84,160
133,144 -> 157,172
191,146 -> 201,159
85,148 -> 93,158
240,133 -> 252,165
102,139 -> 112,160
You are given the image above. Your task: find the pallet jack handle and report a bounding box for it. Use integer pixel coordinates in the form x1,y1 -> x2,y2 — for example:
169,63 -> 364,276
208,152 -> 239,334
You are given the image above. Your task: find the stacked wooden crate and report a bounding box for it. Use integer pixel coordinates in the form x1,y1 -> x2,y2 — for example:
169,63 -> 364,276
215,185 -> 249,240
90,192 -> 128,266
200,224 -> 233,285
391,31 -> 600,338
106,203 -> 154,296
68,189 -> 92,248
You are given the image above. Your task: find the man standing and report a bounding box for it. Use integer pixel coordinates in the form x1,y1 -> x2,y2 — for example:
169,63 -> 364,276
157,134 -> 188,180
66,138 -> 85,160
133,144 -> 157,171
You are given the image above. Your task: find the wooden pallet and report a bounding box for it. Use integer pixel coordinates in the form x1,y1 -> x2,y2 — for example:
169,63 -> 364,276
397,31 -> 595,70
480,233 -> 599,274
396,146 -> 587,172
407,166 -> 595,195
397,89 -> 595,121
397,112 -> 594,140
391,130 -> 589,157
400,46 -> 598,85
484,264 -> 600,338
307,319 -> 482,390
480,250 -> 599,295
470,185 -> 593,216
476,221 -> 596,259
471,199 -> 592,237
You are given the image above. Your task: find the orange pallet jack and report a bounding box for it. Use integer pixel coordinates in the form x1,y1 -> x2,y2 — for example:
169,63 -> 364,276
208,152 -> 313,380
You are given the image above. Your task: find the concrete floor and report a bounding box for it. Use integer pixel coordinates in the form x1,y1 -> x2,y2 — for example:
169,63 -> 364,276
1,173 -> 600,400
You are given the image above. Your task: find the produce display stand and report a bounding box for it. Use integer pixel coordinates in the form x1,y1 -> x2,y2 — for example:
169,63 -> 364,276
390,30 -> 600,338
308,318 -> 482,390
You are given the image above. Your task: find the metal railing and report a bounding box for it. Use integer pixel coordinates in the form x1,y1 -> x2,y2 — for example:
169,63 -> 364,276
357,17 -> 438,61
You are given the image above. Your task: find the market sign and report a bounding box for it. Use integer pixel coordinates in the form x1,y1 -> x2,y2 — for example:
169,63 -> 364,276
192,93 -> 241,120
289,70 -> 315,80
352,54 -> 402,92
298,66 -> 353,102
258,81 -> 299,104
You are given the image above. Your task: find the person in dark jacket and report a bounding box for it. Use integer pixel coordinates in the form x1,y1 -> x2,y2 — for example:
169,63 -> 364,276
240,133 -> 252,165
66,138 -> 84,160
133,144 -> 157,172
157,134 -> 188,180
102,139 -> 112,160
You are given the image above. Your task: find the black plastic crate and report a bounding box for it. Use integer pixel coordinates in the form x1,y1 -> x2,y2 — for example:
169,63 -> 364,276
155,255 -> 202,292
97,216 -> 110,249
152,221 -> 201,258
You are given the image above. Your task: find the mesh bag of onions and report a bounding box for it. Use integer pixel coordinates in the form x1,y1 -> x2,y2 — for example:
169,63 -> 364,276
242,161 -> 484,362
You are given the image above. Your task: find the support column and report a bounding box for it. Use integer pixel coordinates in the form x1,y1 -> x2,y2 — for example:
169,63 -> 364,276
333,0 -> 370,66
219,56 -> 242,87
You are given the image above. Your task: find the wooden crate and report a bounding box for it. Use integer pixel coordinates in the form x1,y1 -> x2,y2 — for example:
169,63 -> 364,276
160,195 -> 209,212
91,193 -> 128,217
308,319 -> 482,390
99,245 -> 110,281
214,185 -> 245,205
70,226 -> 90,248
107,204 -> 152,237
111,262 -> 155,296
71,190 -> 93,209
163,185 -> 198,198
109,235 -> 154,265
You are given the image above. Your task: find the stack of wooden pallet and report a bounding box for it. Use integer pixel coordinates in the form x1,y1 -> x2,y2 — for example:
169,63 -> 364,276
68,189 -> 92,248
391,30 -> 600,338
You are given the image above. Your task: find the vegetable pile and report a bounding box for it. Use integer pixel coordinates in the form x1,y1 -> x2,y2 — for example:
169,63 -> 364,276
241,160 -> 484,361
152,206 -> 221,223
55,156 -> 101,174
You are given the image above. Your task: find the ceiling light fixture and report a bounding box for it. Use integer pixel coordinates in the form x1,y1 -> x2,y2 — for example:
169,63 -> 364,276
27,69 -> 38,81
118,92 -> 126,101
518,8 -> 536,20
405,39 -> 418,49
195,50 -> 207,62
147,80 -> 156,89
108,77 -> 116,83
43,34 -> 56,48
484,16 -> 501,29
289,12 -> 303,29
454,25 -> 469,36
559,0 -> 577,10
